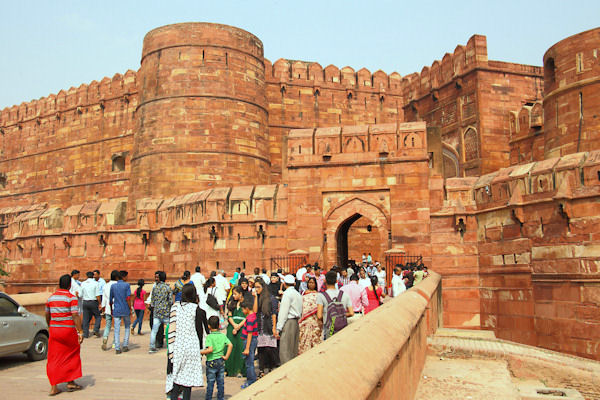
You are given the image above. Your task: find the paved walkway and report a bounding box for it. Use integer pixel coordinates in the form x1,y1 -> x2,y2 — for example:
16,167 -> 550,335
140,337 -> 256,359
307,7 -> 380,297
0,326 -> 245,399
415,356 -> 520,400
429,328 -> 600,374
417,329 -> 598,400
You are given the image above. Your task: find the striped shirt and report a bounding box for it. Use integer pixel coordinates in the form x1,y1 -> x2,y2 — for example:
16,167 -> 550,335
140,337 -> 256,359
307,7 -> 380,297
241,312 -> 258,340
46,289 -> 78,329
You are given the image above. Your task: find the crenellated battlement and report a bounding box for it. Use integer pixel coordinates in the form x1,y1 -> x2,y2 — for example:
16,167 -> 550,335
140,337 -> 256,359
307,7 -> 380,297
400,35 -> 542,104
440,150 -> 600,213
287,122 -> 427,167
0,184 -> 288,243
0,70 -> 138,128
401,35 -> 488,102
265,58 -> 402,94
509,101 -> 543,142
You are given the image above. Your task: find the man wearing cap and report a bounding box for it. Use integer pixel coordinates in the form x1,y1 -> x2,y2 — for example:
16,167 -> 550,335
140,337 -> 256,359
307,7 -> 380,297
276,274 -> 303,364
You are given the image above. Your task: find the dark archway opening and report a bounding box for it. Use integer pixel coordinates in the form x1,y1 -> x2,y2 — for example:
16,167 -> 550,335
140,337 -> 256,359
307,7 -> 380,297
336,213 -> 382,268
336,213 -> 362,268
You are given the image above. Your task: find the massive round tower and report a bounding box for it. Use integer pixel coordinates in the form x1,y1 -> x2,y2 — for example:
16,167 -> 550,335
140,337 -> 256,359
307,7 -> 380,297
129,23 -> 270,202
543,28 -> 600,159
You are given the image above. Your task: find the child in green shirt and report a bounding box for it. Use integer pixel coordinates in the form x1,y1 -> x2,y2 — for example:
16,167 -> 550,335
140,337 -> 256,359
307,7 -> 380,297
201,316 -> 233,400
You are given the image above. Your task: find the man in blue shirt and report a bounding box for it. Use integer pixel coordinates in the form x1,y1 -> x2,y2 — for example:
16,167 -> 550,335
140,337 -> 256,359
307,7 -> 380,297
109,271 -> 132,354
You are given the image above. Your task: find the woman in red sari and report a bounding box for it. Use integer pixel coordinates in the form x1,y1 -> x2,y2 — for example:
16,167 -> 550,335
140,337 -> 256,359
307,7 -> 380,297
45,274 -> 84,396
298,277 -> 322,354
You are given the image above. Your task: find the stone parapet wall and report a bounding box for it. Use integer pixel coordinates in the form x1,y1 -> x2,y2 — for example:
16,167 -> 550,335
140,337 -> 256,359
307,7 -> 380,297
232,271 -> 442,400
433,150 -> 600,360
0,184 -> 288,293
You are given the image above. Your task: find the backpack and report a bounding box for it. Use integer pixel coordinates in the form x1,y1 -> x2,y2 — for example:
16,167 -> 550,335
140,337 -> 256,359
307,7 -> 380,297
322,291 -> 348,339
206,288 -> 220,311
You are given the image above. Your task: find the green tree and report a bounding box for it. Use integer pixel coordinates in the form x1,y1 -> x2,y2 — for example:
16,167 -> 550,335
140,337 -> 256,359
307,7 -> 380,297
0,257 -> 9,277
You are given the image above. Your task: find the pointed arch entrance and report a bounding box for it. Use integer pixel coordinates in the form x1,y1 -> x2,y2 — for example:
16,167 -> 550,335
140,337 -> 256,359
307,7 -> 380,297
324,198 -> 390,268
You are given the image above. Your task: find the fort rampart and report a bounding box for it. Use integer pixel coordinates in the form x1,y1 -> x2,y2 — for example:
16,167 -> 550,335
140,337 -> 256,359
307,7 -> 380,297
434,150 -> 600,359
1,23 -> 599,361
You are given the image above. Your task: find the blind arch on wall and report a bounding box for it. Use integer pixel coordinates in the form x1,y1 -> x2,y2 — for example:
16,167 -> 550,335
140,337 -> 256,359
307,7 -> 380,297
463,127 -> 479,161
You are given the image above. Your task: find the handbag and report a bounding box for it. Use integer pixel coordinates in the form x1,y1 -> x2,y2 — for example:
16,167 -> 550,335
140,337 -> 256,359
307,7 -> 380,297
206,288 -> 220,311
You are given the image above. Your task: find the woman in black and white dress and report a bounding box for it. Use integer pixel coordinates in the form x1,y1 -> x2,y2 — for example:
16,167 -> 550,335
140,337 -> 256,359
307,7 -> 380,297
166,284 -> 208,400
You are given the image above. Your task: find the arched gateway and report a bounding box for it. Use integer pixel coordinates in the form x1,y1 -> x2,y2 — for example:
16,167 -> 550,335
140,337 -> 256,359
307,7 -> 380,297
324,198 -> 390,268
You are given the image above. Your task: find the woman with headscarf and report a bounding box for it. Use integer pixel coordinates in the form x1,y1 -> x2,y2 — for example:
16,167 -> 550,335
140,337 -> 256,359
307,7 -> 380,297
268,272 -> 283,300
238,277 -> 253,304
298,276 -> 322,354
166,284 -> 208,400
253,278 -> 279,377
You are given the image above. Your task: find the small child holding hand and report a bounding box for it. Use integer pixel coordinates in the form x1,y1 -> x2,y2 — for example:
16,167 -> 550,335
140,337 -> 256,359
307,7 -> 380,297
201,316 -> 233,400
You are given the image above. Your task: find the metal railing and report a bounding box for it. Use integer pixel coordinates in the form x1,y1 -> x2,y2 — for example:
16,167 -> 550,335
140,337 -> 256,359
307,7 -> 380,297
269,254 -> 308,275
385,253 -> 424,287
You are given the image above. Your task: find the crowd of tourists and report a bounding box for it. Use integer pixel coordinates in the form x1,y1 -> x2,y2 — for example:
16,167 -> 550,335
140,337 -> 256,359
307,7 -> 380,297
44,259 -> 428,398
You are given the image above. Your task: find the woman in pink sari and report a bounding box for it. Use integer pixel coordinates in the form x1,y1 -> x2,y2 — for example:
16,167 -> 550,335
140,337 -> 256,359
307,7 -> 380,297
298,277 -> 322,354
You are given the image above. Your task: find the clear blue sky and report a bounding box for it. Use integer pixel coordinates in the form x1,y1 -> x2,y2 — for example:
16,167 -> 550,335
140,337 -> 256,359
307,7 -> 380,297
1,1 -> 598,109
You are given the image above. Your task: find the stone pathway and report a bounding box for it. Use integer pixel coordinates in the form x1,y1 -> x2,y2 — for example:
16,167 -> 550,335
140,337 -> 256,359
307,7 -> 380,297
415,356 -> 520,400
0,326 -> 245,400
417,329 -> 598,400
429,328 -> 600,374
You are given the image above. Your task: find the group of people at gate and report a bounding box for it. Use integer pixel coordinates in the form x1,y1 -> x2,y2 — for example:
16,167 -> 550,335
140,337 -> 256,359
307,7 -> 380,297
44,259 -> 428,398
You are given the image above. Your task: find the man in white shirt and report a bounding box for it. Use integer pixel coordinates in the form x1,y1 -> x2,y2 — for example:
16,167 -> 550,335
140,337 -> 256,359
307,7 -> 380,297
358,268 -> 371,290
93,269 -> 106,299
80,271 -> 102,338
190,266 -> 206,294
70,269 -> 82,314
276,275 -> 303,364
101,270 -> 119,350
317,271 -> 354,339
214,270 -> 230,309
375,264 -> 387,293
391,267 -> 407,297
295,264 -> 307,291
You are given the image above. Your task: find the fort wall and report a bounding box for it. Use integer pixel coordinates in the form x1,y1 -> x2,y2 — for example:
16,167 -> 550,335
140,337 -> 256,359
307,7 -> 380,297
0,184 -> 287,293
434,151 -> 600,360
286,122 -> 431,267
1,23 -> 600,362
0,71 -> 138,208
265,59 -> 404,183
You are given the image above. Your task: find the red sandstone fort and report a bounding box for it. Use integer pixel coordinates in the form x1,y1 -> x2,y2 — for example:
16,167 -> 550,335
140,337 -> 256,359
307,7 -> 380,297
0,23 -> 599,360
